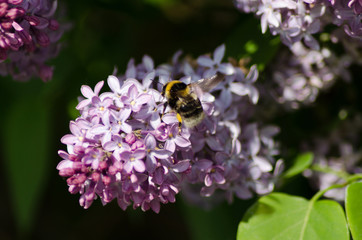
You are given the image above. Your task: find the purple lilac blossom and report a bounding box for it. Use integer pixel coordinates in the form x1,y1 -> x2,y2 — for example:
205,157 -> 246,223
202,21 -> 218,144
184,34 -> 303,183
57,44 -> 281,212
235,0 -> 361,109
330,0 -> 362,39
0,0 -> 65,81
302,114 -> 362,201
234,0 -> 362,48
265,42 -> 352,109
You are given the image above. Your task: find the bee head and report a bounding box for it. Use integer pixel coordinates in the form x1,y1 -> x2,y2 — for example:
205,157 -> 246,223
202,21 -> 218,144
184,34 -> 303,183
161,83 -> 168,97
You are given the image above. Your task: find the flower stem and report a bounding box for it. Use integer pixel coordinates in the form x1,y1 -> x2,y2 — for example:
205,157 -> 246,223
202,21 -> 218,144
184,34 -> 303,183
311,174 -> 362,202
310,164 -> 350,181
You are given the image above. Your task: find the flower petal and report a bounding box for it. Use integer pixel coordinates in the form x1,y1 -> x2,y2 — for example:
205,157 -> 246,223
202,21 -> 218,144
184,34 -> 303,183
197,56 -> 214,67
253,156 -> 273,172
246,65 -> 258,83
94,81 -> 104,95
174,136 -> 191,148
195,159 -> 213,170
213,44 -> 225,64
153,149 -> 172,159
172,160 -> 190,173
80,85 -> 94,98
229,82 -> 248,96
164,140 -> 176,153
107,75 -> 121,94
218,63 -> 235,75
206,136 -> 224,151
143,55 -> 154,71
133,160 -> 146,173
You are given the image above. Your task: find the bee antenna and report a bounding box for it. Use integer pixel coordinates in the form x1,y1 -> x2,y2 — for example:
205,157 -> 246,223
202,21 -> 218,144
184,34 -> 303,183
152,75 -> 168,90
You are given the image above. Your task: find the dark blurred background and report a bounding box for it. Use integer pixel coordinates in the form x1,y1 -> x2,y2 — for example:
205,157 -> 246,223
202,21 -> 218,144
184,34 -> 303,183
0,0 -> 361,239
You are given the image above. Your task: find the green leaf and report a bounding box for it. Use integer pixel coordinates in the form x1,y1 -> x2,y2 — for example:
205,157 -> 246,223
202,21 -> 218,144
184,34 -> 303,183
283,152 -> 313,179
346,182 -> 362,240
3,95 -> 51,235
237,193 -> 349,240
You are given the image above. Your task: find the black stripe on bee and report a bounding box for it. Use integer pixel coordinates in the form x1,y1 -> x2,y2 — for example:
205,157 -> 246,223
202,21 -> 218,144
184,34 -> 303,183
176,96 -> 203,117
182,106 -> 204,118
177,97 -> 202,113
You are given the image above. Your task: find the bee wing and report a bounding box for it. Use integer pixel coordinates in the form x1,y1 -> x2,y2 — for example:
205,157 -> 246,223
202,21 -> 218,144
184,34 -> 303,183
189,72 -> 225,96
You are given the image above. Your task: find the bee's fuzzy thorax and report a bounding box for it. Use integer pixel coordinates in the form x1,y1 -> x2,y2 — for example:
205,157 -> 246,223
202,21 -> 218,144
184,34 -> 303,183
163,81 -> 184,99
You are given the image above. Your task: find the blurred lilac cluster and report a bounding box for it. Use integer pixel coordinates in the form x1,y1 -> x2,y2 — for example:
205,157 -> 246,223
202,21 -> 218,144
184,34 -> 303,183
234,0 -> 362,49
267,42 -> 352,109
302,114 -> 362,200
235,0 -> 361,108
57,45 -> 282,212
0,0 -> 65,81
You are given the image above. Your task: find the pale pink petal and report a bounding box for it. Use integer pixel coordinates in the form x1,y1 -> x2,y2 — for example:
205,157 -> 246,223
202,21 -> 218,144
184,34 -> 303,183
80,85 -> 94,98
133,160 -> 146,173
197,56 -> 214,67
174,136 -> 191,148
213,44 -> 225,64
172,160 -> 190,173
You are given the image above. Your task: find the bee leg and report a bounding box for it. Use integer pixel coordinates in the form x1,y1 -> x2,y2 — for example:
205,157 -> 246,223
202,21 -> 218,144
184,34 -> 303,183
176,113 -> 182,132
160,102 -> 168,120
163,101 -> 168,114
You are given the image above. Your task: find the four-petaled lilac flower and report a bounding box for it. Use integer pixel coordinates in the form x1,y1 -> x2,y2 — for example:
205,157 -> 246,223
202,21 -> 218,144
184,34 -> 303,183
197,44 -> 235,78
121,85 -> 152,112
104,135 -> 131,161
121,150 -> 147,173
144,134 -> 172,173
196,159 -> 226,187
77,81 -> 105,110
164,124 -> 191,152
257,0 -> 296,33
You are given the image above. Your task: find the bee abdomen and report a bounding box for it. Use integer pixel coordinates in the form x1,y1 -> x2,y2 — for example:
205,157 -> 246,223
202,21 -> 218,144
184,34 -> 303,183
182,110 -> 205,128
176,97 -> 205,128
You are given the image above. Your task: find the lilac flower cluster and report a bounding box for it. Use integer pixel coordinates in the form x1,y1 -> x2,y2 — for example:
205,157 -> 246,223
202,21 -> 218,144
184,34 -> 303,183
0,0 -> 65,81
302,114 -> 362,200
57,45 -> 281,212
235,0 -> 361,109
266,42 -> 352,109
234,0 -> 362,49
330,0 -> 362,40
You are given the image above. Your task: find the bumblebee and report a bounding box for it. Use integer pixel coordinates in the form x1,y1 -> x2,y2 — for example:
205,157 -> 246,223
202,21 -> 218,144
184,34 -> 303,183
161,72 -> 224,128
